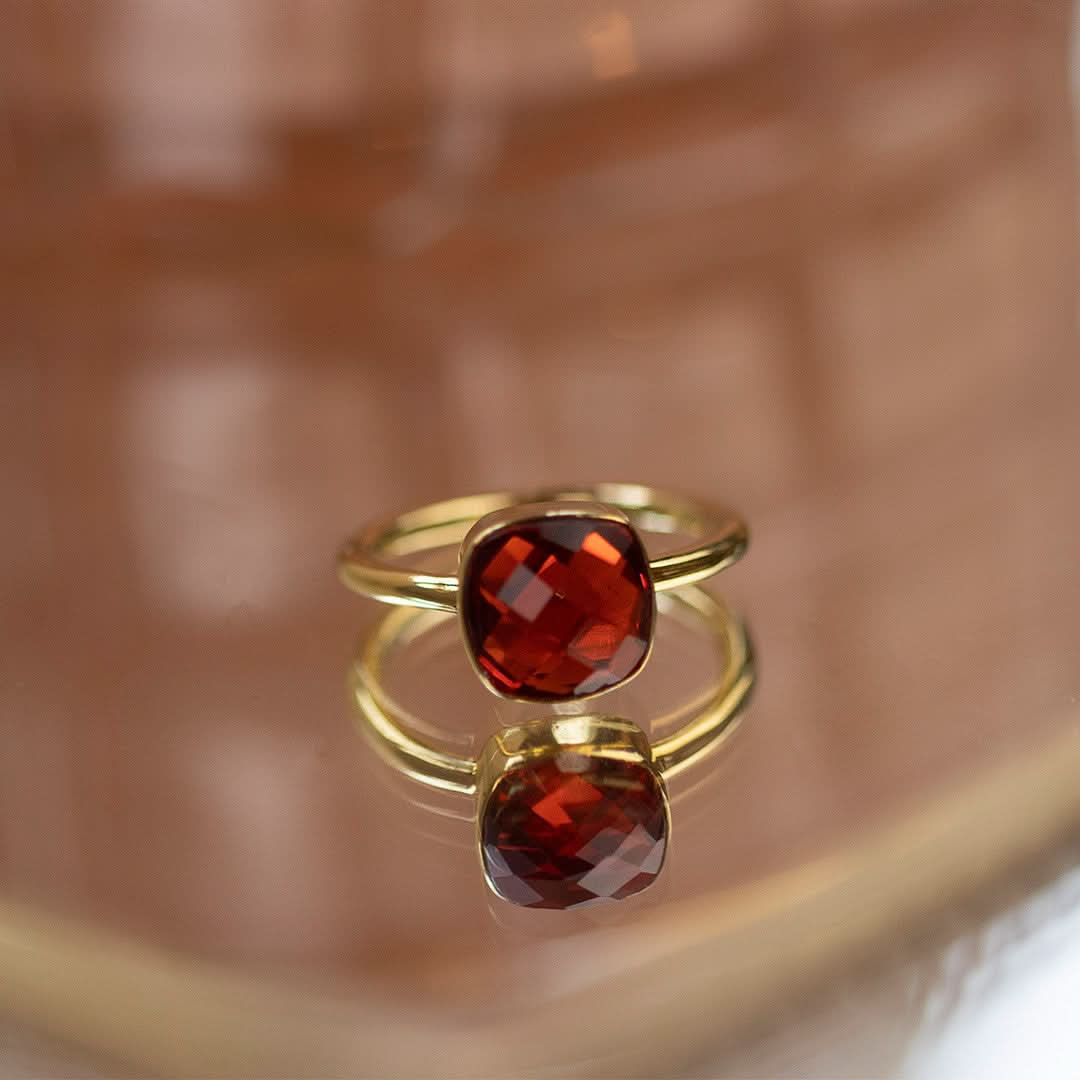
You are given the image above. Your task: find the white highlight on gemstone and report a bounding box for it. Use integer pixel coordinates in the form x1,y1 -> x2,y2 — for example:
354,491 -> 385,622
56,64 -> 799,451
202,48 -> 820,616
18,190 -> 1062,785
573,668 -> 619,696
611,634 -> 648,672
572,634 -> 647,695
498,565 -> 555,621
577,825 -> 665,898
553,750 -> 592,774
483,844 -> 544,905
638,833 -> 667,876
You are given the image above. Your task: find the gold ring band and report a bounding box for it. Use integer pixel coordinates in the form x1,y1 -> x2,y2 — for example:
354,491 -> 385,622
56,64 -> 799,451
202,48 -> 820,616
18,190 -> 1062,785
350,587 -> 753,795
337,483 -> 748,704
348,586 -> 754,908
337,483 -> 747,612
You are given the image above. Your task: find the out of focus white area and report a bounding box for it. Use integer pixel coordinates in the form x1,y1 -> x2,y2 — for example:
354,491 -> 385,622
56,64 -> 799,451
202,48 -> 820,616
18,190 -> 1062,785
693,843 -> 1080,1078
905,865 -> 1080,1080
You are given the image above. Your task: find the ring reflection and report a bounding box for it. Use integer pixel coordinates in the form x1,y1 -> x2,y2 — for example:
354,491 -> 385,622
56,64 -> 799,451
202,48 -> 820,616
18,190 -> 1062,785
347,588 -> 756,868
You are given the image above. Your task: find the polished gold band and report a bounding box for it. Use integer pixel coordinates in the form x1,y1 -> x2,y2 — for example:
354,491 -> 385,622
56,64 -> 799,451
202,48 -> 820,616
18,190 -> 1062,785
337,483 -> 747,612
348,585 -> 755,796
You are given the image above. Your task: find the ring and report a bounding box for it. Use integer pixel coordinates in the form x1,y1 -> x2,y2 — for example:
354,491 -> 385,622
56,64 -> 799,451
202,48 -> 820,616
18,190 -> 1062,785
348,586 -> 755,910
338,483 -> 747,703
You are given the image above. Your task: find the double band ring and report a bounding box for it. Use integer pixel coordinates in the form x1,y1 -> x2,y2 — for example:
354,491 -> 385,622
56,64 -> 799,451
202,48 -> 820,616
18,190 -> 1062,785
338,484 -> 748,703
349,587 -> 755,909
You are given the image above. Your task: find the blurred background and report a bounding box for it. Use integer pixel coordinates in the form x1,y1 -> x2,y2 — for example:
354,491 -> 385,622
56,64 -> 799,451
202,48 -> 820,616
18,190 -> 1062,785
1,1 -> 1079,1076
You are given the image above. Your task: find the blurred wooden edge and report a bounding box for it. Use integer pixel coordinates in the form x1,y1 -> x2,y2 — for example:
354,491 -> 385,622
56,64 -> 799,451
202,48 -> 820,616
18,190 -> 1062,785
1,713 -> 1078,1079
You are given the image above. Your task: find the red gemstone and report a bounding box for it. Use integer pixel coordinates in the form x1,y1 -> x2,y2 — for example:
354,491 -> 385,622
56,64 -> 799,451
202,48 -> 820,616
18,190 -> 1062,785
461,515 -> 654,700
481,753 -> 668,909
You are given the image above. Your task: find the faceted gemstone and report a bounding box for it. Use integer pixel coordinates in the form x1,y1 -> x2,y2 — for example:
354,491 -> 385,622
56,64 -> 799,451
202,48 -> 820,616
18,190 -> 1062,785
461,515 -> 654,700
480,752 -> 668,909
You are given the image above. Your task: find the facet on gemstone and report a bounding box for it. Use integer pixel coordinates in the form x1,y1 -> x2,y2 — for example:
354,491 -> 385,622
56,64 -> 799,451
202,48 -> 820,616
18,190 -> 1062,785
461,513 -> 654,701
480,751 -> 668,909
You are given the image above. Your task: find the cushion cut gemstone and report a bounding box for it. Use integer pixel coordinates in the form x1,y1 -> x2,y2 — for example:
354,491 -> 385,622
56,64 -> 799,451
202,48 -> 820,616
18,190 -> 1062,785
480,752 -> 668,909
461,515 -> 654,700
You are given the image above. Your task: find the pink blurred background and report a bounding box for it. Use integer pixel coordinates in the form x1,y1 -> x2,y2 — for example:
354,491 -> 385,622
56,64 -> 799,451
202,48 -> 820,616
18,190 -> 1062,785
2,2 -> 1078,1076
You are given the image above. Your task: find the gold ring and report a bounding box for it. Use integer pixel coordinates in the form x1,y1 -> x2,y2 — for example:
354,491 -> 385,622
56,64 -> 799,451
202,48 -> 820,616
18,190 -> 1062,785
338,483 -> 747,703
348,586 -> 754,909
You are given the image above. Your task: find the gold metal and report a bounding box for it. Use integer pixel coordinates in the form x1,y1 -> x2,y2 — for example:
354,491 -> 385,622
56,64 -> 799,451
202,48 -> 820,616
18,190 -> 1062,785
347,585 -> 755,798
337,483 -> 748,612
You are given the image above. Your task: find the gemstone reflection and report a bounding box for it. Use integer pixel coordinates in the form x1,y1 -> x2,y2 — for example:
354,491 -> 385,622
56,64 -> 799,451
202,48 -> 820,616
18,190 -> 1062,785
480,751 -> 668,909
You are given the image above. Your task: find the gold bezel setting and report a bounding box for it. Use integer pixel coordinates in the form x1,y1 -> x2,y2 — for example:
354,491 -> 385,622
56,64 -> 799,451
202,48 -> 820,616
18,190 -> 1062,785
475,716 -> 671,909
457,501 -> 657,704
338,483 -> 749,612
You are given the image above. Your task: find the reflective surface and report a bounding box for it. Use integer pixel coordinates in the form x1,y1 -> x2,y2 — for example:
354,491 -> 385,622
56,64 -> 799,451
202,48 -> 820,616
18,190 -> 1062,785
1,2 -> 1078,1075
